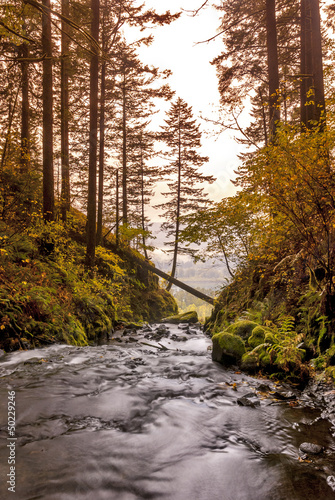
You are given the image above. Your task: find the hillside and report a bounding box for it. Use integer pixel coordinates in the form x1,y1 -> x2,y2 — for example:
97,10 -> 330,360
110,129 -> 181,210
0,212 -> 177,352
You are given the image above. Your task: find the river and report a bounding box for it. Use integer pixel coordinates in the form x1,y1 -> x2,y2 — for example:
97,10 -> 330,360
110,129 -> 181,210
0,323 -> 335,499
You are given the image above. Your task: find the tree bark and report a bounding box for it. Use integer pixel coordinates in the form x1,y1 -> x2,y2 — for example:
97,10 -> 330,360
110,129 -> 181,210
42,0 -> 54,222
122,70 -> 128,226
309,0 -> 326,125
61,0 -> 70,222
20,42 -> 30,171
96,60 -> 106,245
265,0 -> 280,140
85,0 -> 99,267
115,169 -> 119,247
139,137 -> 148,259
166,103 -> 181,292
300,0 -> 314,127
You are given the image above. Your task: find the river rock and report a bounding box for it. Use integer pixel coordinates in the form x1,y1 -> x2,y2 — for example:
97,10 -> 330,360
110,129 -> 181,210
156,326 -> 169,335
299,442 -> 323,455
237,392 -> 260,408
0,349 -> 6,359
212,332 -> 246,365
272,390 -> 297,401
24,358 -> 43,365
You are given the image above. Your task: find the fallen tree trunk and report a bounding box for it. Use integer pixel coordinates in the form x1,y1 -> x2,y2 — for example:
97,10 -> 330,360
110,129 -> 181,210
137,258 -> 215,305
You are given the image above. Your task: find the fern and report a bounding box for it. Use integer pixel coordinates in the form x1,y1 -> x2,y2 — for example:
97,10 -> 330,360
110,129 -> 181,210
267,315 -> 305,373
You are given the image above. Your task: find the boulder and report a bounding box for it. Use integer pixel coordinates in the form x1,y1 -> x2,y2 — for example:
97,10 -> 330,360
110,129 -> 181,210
248,326 -> 266,348
162,311 -> 198,324
226,320 -> 259,340
212,332 -> 246,364
241,351 -> 260,372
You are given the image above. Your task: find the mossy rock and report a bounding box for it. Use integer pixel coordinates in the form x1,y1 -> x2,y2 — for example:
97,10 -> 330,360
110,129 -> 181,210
248,326 -> 266,348
162,310 -> 198,324
226,320 -> 259,340
241,350 -> 259,372
264,332 -> 275,344
212,332 -> 246,365
258,346 -> 272,369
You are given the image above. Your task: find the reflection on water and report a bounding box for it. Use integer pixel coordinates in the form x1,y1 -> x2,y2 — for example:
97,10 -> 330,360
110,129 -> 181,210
0,324 -> 334,500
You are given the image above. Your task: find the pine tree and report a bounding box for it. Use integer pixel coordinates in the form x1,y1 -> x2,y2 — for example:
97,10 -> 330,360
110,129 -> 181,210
111,42 -> 173,231
157,98 -> 214,290
42,0 -> 54,222
212,0 -> 301,147
60,0 -> 70,222
85,0 -> 99,267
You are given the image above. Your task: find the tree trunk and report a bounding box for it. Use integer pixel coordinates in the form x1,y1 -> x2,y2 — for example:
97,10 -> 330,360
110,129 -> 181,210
309,0 -> 326,125
85,0 -> 99,267
265,0 -> 280,140
60,0 -> 70,221
115,169 -> 119,247
122,71 -> 128,226
20,43 -> 30,171
96,60 -> 106,245
166,103 -> 181,292
42,0 -> 54,222
61,0 -> 70,222
300,0 -> 314,128
139,138 -> 148,259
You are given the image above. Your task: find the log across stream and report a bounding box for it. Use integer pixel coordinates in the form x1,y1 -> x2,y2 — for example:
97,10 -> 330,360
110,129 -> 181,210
0,322 -> 335,499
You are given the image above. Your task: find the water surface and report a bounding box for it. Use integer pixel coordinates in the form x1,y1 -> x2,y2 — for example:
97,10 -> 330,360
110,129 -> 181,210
0,324 -> 334,499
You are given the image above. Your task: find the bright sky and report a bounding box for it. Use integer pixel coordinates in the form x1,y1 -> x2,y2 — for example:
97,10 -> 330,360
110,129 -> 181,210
125,0 -> 242,207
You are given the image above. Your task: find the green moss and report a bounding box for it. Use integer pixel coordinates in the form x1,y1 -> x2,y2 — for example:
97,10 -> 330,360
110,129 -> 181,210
248,326 -> 266,348
325,366 -> 335,382
0,216 -> 178,351
264,331 -> 275,344
163,310 -> 198,324
241,350 -> 259,371
213,331 -> 246,359
226,320 -> 259,339
143,289 -> 178,322
312,355 -> 326,370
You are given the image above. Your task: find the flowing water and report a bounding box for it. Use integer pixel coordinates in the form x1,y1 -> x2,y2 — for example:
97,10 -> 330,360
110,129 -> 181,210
0,323 -> 335,500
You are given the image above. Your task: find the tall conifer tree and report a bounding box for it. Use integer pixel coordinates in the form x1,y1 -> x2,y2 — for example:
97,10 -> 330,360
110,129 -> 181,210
157,98 -> 214,290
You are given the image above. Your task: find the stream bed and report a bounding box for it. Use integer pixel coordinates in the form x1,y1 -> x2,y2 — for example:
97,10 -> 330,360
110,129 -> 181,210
1,323 -> 335,500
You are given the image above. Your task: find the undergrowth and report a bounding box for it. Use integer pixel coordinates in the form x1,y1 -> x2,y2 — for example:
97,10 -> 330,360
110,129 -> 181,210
0,216 -> 177,351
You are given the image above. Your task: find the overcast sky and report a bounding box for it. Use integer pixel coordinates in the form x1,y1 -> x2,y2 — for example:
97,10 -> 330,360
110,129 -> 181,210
125,0 -> 243,208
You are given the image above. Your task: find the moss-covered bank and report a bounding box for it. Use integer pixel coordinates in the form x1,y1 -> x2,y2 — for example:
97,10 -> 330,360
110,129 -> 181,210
206,253 -> 335,384
0,216 -> 177,352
